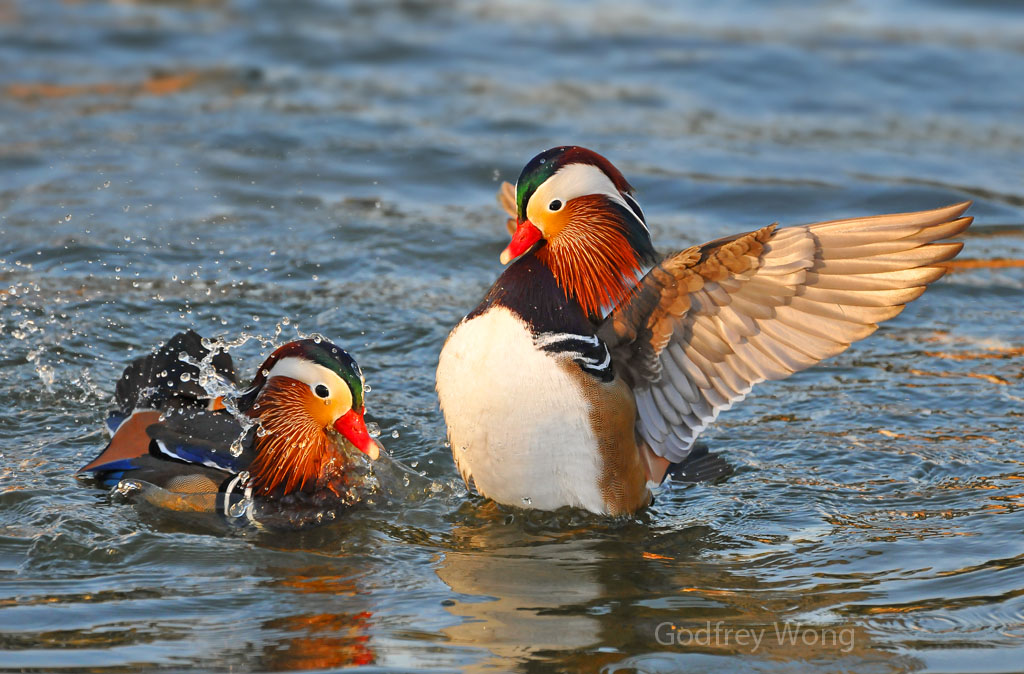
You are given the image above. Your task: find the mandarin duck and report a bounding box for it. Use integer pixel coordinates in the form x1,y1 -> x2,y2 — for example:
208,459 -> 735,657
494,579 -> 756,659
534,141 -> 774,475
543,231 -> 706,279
436,146 -> 972,516
80,330 -> 381,524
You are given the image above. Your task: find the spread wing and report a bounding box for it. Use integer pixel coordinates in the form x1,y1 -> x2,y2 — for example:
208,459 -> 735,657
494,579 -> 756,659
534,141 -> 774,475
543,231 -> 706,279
114,329 -> 236,417
597,202 -> 973,463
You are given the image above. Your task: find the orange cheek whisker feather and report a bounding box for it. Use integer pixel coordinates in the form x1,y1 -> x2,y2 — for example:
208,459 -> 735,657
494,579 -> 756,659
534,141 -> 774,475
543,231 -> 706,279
538,197 -> 646,319
246,383 -> 338,495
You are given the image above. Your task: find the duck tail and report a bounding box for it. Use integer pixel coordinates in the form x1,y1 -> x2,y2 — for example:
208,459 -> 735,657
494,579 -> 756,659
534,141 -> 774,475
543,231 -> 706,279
665,443 -> 735,485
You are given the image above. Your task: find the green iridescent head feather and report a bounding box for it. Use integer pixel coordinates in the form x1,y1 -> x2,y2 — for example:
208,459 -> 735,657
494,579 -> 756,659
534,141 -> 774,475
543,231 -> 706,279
301,340 -> 365,410
248,338 -> 365,410
515,147 -> 565,220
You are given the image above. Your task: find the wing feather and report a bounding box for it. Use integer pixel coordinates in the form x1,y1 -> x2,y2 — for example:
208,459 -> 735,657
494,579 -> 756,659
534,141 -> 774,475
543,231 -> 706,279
599,202 -> 972,463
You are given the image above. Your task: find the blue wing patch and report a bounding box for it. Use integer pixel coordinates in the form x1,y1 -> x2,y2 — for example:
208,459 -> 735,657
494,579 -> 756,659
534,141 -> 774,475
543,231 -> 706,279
154,439 -> 241,473
106,412 -> 127,435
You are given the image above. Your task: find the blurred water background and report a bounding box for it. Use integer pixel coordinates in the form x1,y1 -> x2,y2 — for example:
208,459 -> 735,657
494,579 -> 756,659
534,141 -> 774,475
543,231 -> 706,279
1,1 -> 1023,671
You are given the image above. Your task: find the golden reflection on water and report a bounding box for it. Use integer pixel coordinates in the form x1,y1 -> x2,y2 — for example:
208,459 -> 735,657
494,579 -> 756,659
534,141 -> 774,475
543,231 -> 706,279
434,508 -> 910,671
256,572 -> 375,670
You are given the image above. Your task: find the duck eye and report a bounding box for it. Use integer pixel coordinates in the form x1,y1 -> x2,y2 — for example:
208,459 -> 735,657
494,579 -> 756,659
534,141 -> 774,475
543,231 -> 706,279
548,199 -> 563,211
314,384 -> 330,399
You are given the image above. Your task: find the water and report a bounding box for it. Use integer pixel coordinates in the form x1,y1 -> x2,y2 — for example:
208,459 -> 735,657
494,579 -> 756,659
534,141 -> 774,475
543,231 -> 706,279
2,0 -> 1023,671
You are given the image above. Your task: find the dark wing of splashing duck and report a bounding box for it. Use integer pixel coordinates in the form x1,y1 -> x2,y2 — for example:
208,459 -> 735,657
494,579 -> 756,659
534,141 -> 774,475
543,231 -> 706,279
78,330 -> 384,530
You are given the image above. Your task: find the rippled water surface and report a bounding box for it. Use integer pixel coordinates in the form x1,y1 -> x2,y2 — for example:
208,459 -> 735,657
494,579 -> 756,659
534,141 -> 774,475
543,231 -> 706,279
2,1 -> 1024,671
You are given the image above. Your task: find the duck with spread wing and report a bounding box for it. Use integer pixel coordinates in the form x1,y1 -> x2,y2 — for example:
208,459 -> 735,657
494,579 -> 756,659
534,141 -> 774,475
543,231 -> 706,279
437,146 -> 972,515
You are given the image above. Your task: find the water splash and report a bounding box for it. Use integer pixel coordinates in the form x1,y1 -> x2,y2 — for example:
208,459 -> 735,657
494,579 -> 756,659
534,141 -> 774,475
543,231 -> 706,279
112,479 -> 143,499
178,323 -> 373,459
25,348 -> 55,392
178,335 -> 265,454
227,496 -> 252,518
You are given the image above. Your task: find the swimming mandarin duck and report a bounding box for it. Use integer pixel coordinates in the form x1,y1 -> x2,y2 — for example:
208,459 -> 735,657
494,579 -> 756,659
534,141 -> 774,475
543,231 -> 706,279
80,330 -> 381,522
436,146 -> 972,516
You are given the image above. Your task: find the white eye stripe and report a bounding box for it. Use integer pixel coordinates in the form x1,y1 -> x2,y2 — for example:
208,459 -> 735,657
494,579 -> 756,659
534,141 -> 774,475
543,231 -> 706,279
526,163 -> 648,232
537,163 -> 619,204
266,357 -> 348,399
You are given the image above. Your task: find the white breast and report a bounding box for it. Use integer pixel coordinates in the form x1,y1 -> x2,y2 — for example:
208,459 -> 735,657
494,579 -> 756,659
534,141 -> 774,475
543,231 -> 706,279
436,307 -> 607,513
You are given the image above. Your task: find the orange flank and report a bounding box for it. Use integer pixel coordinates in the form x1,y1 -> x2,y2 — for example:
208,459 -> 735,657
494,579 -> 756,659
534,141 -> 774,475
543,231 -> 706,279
78,410 -> 161,472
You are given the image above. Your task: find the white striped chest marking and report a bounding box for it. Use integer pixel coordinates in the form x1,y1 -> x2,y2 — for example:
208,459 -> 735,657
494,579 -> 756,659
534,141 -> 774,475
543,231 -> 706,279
436,307 -> 609,513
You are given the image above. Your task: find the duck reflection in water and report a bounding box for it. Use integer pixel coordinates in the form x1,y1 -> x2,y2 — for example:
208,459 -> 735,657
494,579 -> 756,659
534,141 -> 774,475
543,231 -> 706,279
256,572 -> 375,670
434,503 -> 920,671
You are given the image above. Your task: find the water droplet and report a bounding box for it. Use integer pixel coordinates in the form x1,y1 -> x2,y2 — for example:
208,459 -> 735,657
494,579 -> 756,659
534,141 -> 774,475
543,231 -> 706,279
521,497 -> 532,505
180,372 -> 191,383
114,479 -> 142,497
391,430 -> 400,439
64,214 -> 72,221
366,422 -> 380,438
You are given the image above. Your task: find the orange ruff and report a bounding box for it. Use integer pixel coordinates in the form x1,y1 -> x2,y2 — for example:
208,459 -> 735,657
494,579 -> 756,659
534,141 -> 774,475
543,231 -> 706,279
537,195 -> 644,319
247,382 -> 339,496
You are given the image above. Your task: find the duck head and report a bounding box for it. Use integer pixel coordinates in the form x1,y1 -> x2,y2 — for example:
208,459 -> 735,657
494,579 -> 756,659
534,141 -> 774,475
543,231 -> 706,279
237,339 -> 380,495
501,146 -> 657,320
